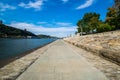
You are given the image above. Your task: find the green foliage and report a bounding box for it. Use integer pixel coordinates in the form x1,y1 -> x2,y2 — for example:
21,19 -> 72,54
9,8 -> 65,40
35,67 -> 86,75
37,34 -> 52,38
76,0 -> 120,35
88,16 -> 101,33
106,7 -> 120,29
0,24 -> 36,38
77,12 -> 101,33
97,23 -> 115,33
83,12 -> 100,23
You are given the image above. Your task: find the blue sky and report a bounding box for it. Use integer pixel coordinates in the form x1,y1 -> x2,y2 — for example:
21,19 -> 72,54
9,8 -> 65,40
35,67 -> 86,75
0,0 -> 114,37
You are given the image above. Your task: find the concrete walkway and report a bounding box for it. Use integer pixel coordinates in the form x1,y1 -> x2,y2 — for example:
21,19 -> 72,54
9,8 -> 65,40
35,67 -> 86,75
16,40 -> 108,80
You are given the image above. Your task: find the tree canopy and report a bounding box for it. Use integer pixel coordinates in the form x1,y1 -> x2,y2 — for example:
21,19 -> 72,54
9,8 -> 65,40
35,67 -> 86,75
76,0 -> 120,34
77,12 -> 101,34
106,7 -> 120,29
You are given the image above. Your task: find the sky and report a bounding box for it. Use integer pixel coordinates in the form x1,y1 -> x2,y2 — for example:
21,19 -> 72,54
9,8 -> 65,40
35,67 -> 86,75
0,0 -> 114,37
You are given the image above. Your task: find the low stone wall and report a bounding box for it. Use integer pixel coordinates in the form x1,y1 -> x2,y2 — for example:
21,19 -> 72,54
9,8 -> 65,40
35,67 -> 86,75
64,30 -> 120,65
0,41 -> 56,80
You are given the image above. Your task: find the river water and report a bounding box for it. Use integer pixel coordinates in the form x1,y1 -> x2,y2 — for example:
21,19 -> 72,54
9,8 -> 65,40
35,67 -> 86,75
0,38 -> 56,60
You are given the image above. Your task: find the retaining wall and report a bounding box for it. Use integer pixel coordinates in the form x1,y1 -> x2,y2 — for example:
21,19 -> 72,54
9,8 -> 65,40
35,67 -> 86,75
64,30 -> 120,65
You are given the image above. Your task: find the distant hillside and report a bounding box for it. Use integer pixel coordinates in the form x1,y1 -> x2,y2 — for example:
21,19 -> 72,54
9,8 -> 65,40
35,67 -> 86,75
0,24 -> 37,38
37,34 -> 54,38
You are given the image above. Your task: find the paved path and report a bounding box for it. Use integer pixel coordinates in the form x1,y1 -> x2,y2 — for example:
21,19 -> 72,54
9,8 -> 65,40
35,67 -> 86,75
16,40 -> 108,80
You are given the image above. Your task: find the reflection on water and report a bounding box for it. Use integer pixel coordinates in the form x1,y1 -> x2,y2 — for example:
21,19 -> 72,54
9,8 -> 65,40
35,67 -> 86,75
0,38 -> 56,60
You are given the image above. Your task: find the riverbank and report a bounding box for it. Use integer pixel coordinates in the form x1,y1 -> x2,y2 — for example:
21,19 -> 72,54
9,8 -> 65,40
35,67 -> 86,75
0,40 -> 56,80
64,30 -> 120,65
0,41 -> 53,68
0,38 -> 56,68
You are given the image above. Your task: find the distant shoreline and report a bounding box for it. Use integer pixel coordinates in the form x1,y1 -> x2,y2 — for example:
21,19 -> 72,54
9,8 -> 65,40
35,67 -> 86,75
0,37 -> 54,39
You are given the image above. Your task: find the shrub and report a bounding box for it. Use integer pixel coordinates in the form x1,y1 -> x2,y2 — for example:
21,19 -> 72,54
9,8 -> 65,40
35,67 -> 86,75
97,23 -> 114,33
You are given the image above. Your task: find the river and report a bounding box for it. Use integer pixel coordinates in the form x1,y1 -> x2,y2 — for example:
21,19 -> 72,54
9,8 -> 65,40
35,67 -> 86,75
0,38 -> 56,60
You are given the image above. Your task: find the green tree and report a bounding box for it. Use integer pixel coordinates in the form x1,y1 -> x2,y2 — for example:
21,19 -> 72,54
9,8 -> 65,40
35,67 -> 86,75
106,7 -> 120,29
77,20 -> 83,33
77,12 -> 101,33
88,16 -> 101,33
97,23 -> 115,33
77,20 -> 89,33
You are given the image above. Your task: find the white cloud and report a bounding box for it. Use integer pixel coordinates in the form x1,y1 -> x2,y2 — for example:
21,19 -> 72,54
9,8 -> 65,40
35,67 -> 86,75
62,0 -> 69,3
56,22 -> 72,26
0,2 -> 16,11
18,0 -> 46,11
10,22 -> 76,37
76,0 -> 94,9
